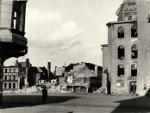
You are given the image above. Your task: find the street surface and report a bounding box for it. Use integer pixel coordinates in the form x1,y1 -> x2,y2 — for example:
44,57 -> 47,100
1,93 -> 150,113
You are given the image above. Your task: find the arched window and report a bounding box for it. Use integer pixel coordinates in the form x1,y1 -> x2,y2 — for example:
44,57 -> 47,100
9,75 -> 11,80
117,26 -> 124,38
131,25 -> 138,37
131,64 -> 137,76
131,44 -> 138,59
118,45 -> 125,60
118,64 -> 124,76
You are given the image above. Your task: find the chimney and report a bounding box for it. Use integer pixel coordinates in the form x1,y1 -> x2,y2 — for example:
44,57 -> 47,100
15,59 -> 19,66
47,62 -> 51,79
26,59 -> 30,67
95,65 -> 98,76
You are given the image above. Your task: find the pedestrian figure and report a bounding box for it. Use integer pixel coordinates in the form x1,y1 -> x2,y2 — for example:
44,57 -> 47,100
42,86 -> 47,104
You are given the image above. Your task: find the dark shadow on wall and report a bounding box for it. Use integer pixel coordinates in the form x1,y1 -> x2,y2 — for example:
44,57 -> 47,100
2,95 -> 79,109
111,89 -> 150,113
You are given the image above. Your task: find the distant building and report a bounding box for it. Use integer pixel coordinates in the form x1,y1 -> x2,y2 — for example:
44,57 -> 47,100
3,59 -> 31,91
3,59 -> 53,91
36,67 -> 50,86
54,66 -> 65,85
55,62 -> 102,93
3,66 -> 20,91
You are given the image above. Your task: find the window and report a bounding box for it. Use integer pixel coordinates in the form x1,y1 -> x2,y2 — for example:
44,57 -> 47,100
131,44 -> 138,59
5,76 -> 7,80
118,45 -> 125,60
131,25 -> 138,37
131,64 -> 137,76
9,69 -> 11,73
118,65 -> 124,77
5,69 -> 7,73
14,12 -> 17,18
9,83 -> 11,89
14,69 -> 16,73
13,19 -> 17,29
117,26 -> 124,38
13,83 -> 16,89
13,75 -> 16,80
116,80 -> 124,87
4,83 -> 7,89
128,15 -> 132,20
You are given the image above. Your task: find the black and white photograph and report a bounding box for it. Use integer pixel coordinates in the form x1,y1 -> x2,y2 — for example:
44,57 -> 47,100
1,0 -> 150,113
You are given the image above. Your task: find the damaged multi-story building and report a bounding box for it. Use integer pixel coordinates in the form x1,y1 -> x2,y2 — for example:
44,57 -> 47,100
3,60 -> 53,91
55,62 -> 102,93
102,0 -> 150,96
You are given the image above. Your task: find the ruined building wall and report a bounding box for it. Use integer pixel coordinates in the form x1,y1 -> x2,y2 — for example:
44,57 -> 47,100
107,21 -> 138,95
136,0 -> 150,96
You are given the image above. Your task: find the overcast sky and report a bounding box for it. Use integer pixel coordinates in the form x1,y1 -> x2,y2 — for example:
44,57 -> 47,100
4,0 -> 123,70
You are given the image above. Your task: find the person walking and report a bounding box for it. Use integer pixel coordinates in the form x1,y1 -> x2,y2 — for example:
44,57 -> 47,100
42,86 -> 48,104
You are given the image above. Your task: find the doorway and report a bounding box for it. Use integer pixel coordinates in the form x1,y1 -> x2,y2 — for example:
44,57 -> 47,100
129,81 -> 137,94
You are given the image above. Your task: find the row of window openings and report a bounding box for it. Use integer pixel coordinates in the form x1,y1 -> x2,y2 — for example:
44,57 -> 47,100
118,25 -> 138,38
118,44 -> 138,60
4,83 -> 16,89
4,75 -> 16,81
118,64 -> 137,77
4,69 -> 17,73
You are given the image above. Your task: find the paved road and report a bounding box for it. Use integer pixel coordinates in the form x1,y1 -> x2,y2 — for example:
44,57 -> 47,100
1,93 -> 150,113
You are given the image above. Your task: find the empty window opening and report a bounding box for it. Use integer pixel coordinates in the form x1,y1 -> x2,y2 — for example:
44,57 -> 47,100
13,19 -> 17,29
4,83 -> 7,89
13,75 -> 16,80
131,25 -> 138,37
9,69 -> 11,73
9,83 -> 11,89
9,75 -> 11,80
5,69 -> 7,73
14,12 -> 17,18
117,26 -> 124,38
131,64 -> 137,76
130,81 -> 136,94
118,65 -> 124,77
13,83 -> 16,89
131,44 -> 138,59
118,45 -> 125,60
5,76 -> 7,80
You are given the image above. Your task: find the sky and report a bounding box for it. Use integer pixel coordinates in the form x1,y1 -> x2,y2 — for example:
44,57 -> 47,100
4,0 -> 124,71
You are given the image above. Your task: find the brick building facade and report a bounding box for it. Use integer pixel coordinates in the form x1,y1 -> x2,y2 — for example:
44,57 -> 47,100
102,0 -> 150,95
